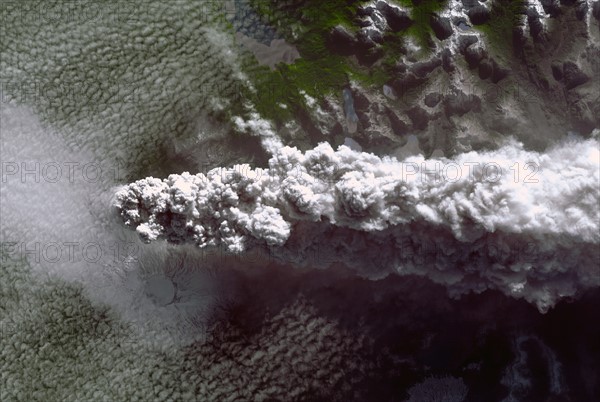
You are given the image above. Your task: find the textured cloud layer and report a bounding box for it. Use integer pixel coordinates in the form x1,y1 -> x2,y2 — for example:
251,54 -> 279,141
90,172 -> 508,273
0,105 -> 234,344
2,254 -> 370,401
1,0 -> 247,177
115,137 -> 600,311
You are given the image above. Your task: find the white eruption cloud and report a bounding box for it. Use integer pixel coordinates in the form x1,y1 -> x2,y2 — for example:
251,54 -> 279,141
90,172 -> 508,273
0,105 -> 232,345
115,136 -> 600,312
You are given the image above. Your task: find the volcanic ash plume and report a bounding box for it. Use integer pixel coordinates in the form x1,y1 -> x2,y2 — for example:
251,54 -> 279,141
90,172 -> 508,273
115,138 -> 600,311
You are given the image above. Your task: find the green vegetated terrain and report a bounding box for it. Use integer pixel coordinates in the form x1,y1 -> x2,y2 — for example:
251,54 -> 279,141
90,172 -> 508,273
242,0 -> 362,125
474,0 -> 527,56
225,0 -> 526,134
396,0 -> 448,50
375,0 -> 448,77
245,0 -> 450,125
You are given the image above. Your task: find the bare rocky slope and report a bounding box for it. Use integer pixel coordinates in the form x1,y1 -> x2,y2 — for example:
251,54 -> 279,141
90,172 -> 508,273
254,0 -> 599,158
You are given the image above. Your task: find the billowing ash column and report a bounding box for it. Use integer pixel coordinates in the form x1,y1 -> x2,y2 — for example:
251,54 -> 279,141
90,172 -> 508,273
115,138 -> 600,312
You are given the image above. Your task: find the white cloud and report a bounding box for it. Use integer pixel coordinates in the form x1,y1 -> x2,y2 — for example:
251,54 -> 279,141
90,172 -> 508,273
116,136 -> 600,311
0,105 -> 231,344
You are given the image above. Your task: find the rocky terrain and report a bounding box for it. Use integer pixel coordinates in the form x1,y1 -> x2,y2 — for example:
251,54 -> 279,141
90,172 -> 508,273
2,1 -> 598,401
241,0 -> 599,158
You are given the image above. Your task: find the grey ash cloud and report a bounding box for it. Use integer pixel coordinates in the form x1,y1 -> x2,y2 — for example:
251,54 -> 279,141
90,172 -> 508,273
115,137 -> 600,311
